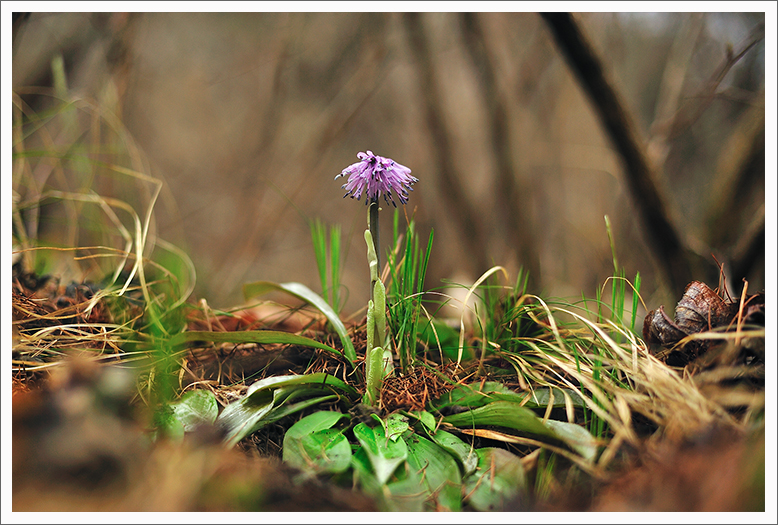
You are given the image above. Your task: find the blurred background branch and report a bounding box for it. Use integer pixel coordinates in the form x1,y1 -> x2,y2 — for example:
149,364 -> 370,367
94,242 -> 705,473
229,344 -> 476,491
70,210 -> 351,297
541,12 -> 697,295
402,12 -> 492,277
460,12 -> 541,287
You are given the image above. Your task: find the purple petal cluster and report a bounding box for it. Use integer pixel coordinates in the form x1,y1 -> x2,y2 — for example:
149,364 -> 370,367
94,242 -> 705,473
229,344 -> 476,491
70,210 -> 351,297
335,150 -> 418,206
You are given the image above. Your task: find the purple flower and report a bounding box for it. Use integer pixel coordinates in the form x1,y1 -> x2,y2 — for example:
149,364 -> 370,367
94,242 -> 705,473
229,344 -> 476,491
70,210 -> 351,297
335,150 -> 418,207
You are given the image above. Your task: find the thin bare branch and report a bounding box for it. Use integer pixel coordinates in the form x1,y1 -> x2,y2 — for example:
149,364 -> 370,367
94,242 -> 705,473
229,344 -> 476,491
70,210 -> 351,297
540,12 -> 696,294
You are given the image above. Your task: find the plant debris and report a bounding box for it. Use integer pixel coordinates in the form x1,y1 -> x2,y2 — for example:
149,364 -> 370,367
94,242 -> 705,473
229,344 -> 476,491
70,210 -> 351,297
380,365 -> 454,412
643,280 -> 765,366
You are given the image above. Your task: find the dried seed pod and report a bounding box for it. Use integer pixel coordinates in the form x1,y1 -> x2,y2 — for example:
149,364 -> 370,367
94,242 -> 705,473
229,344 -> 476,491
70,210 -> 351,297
642,280 -> 742,366
674,281 -> 736,334
643,306 -> 687,347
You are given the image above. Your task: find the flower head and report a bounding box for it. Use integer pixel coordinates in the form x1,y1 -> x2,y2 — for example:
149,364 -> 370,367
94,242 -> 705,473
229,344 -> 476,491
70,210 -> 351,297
335,150 -> 418,207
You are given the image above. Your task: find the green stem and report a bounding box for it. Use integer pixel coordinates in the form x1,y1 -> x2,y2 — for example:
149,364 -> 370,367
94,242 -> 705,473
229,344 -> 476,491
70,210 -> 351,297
369,199 -> 380,272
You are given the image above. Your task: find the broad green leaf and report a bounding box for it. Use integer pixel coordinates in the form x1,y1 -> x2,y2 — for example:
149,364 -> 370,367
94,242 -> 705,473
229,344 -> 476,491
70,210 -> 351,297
543,419 -> 598,461
408,410 -> 437,431
525,387 -> 585,409
435,383 -> 585,412
351,448 -> 424,512
170,389 -> 219,432
383,472 -> 427,512
243,281 -> 356,362
434,381 -> 526,409
244,372 -> 358,400
384,413 -> 410,442
428,429 -> 478,476
284,413 -> 352,475
464,448 -> 526,511
285,429 -> 351,474
284,410 -> 349,439
169,329 -> 343,361
351,447 -> 381,494
217,389 -> 276,447
404,432 -> 462,511
442,401 -> 559,441
353,422 -> 408,486
217,373 -> 356,448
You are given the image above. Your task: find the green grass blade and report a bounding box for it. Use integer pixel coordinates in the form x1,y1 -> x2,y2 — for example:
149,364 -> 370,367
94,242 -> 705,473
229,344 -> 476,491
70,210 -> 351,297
309,219 -> 328,300
330,223 -> 342,313
631,271 -> 641,333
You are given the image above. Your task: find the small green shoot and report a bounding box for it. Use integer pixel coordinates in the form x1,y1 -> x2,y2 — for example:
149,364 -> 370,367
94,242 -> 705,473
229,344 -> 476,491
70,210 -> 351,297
386,211 -> 434,372
309,218 -> 343,313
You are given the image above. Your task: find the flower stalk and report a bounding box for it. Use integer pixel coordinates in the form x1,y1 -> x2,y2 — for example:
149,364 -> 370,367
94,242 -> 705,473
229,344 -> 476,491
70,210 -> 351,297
335,150 -> 416,406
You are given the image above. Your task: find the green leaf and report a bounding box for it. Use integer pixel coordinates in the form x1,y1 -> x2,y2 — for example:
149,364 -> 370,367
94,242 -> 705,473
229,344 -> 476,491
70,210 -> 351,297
287,429 -> 352,475
524,387 -> 585,409
351,447 -> 381,493
283,412 -> 352,475
384,413 -> 410,442
243,281 -> 356,362
435,383 -> 585,411
244,372 -> 358,400
383,471 -> 427,512
154,406 -> 185,441
543,419 -> 598,462
170,389 -> 218,432
217,373 -> 356,447
435,381 -> 526,410
351,448 -> 425,512
217,389 -> 276,447
404,432 -> 463,511
169,329 -> 343,361
408,410 -> 437,431
428,429 -> 478,476
285,410 -> 348,438
442,401 -> 559,441
353,422 -> 408,486
464,448 -> 526,511
363,345 -> 384,406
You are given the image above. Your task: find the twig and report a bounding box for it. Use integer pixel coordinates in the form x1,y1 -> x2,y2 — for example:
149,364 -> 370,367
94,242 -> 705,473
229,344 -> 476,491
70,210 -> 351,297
665,22 -> 765,141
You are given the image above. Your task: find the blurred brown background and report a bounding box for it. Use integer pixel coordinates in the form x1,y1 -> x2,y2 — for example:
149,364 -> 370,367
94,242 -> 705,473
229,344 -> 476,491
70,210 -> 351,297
12,11 -> 766,315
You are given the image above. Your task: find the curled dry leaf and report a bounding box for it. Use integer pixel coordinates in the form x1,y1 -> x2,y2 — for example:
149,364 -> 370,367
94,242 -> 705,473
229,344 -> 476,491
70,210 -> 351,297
643,281 -> 739,362
674,281 -> 737,334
